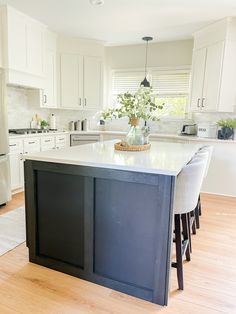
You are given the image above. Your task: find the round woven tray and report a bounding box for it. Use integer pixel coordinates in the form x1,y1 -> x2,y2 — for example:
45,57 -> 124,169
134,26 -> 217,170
114,141 -> 151,152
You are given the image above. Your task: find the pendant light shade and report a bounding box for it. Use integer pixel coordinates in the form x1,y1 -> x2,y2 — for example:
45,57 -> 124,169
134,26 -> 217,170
140,36 -> 153,87
140,76 -> 150,88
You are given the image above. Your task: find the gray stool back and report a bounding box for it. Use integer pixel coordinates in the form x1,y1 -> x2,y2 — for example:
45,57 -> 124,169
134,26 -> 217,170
175,152 -> 208,215
198,145 -> 213,178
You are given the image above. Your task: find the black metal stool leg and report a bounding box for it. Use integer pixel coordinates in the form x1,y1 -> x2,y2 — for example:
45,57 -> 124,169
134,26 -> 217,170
181,213 -> 191,261
175,214 -> 184,290
195,203 -> 200,229
187,212 -> 192,253
198,195 -> 202,216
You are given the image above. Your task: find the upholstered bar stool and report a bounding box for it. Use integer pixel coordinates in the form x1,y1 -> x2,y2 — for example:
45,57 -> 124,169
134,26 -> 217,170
173,154 -> 207,290
195,146 -> 213,229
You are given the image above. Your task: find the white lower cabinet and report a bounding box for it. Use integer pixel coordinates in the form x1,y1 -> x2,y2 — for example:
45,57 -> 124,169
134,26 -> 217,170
23,137 -> 41,154
9,133 -> 69,191
9,139 -> 24,190
55,135 -> 68,149
41,136 -> 55,151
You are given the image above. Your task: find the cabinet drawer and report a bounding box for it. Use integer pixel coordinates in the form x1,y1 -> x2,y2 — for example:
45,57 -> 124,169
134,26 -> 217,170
41,136 -> 55,151
56,135 -> 67,144
24,137 -> 41,153
9,138 -> 23,152
41,136 -> 55,146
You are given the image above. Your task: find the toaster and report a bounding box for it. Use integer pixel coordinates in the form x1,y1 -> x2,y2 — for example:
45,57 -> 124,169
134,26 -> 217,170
181,124 -> 197,135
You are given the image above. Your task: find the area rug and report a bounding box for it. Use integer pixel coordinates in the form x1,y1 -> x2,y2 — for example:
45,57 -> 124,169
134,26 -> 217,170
0,207 -> 26,256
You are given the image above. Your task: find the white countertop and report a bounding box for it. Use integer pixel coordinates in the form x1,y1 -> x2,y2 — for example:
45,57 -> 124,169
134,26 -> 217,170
24,140 -> 202,176
9,129 -> 236,143
9,131 -> 69,139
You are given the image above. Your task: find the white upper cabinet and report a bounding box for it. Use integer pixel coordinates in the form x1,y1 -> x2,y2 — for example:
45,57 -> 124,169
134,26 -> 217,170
60,54 -> 83,109
7,7 -> 27,72
190,18 -> 236,113
202,41 -> 224,111
42,31 -> 57,108
1,6 -> 46,88
60,54 -> 102,110
83,56 -> 102,109
190,48 -> 207,111
27,20 -> 45,77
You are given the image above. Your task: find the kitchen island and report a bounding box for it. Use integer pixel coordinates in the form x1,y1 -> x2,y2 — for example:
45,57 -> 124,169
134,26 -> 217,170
24,140 -> 201,305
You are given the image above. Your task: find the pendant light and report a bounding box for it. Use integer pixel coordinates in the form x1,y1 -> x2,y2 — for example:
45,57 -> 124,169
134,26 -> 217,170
140,36 -> 153,87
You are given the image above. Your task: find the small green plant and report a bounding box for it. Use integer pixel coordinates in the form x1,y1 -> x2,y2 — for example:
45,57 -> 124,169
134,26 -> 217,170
41,120 -> 49,129
217,118 -> 236,129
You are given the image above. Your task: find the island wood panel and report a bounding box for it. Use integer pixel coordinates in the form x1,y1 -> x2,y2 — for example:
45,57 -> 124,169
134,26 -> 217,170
24,160 -> 176,306
36,171 -> 85,268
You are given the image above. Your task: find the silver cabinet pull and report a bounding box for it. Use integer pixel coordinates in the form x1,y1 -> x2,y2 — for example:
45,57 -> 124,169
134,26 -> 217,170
201,98 -> 205,108
79,98 -> 82,106
84,98 -> 87,106
10,143 -> 17,147
197,98 -> 201,108
43,94 -> 47,104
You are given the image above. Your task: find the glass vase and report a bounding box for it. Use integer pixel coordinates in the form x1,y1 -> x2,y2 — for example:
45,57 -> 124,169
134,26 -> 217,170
126,118 -> 144,145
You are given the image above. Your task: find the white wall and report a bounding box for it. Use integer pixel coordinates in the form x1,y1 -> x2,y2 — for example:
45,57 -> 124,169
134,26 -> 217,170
105,39 -> 193,69
58,36 -> 104,56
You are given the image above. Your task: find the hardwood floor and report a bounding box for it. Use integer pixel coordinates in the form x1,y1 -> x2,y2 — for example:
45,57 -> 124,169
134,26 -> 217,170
0,192 -> 236,313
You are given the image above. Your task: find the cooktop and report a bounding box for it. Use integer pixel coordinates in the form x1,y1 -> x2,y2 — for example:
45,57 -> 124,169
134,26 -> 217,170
9,128 -> 55,135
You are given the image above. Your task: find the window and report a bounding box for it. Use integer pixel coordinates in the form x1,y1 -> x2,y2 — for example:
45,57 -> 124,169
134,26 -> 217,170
112,71 -> 145,95
152,71 -> 190,117
110,69 -> 190,118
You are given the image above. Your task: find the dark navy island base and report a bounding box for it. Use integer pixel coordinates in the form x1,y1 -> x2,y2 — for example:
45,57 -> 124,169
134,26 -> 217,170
24,160 -> 175,306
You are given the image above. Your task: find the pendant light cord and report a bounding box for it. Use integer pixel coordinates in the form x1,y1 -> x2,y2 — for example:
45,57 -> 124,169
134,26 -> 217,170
144,40 -> 148,77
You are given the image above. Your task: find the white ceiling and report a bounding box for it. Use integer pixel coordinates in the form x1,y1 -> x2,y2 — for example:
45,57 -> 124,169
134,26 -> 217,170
2,0 -> 236,45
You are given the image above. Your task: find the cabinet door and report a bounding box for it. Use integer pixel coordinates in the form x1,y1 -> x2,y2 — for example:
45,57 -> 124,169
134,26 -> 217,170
83,56 -> 102,109
9,139 -> 24,190
202,41 -> 224,112
24,138 -> 41,154
40,136 -> 55,152
7,8 -> 27,72
60,54 -> 83,109
190,48 -> 206,111
9,152 -> 21,190
43,51 -> 57,108
27,21 -> 45,77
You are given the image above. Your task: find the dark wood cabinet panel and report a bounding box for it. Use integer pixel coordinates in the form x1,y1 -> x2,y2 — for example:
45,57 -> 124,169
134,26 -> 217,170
36,170 -> 85,268
94,178 -> 159,289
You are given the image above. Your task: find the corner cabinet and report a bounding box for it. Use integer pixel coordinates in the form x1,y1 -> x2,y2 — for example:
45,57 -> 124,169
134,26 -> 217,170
60,53 -> 102,110
190,18 -> 236,113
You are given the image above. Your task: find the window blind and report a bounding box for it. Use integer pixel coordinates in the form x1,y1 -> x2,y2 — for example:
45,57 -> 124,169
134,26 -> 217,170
112,71 -> 145,94
152,72 -> 190,95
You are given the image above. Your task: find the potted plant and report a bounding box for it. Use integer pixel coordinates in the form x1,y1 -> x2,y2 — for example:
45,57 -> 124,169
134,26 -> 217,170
102,87 -> 164,145
41,120 -> 49,130
217,118 -> 236,140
